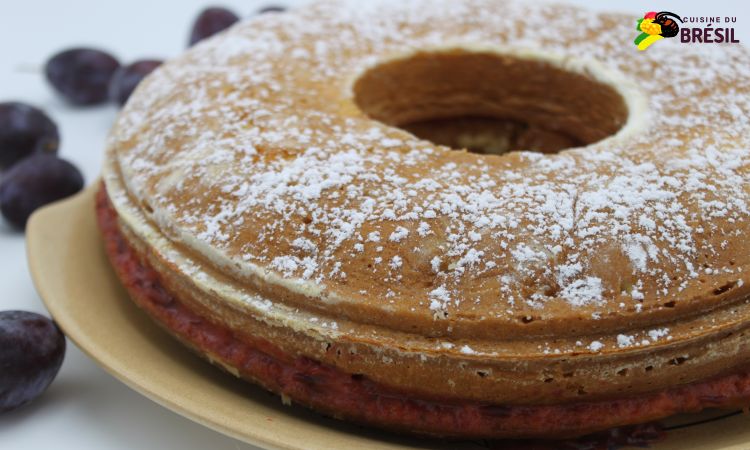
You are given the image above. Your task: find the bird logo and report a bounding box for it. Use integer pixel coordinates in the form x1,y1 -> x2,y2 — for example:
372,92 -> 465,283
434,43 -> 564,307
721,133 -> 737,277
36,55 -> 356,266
634,11 -> 683,51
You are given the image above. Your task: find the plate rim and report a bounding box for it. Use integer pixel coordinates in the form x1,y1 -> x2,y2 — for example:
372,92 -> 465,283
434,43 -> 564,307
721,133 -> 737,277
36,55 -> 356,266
26,185 -> 292,450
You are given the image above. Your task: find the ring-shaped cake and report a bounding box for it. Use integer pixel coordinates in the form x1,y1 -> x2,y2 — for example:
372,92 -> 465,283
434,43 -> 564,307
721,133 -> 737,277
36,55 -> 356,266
99,0 -> 750,438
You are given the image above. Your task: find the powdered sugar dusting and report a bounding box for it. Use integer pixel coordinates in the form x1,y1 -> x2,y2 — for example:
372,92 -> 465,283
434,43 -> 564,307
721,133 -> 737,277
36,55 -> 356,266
107,0 -> 750,337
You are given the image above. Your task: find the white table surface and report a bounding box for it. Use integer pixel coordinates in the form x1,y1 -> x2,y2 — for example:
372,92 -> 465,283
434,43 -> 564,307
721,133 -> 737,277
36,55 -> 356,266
0,1 -> 747,449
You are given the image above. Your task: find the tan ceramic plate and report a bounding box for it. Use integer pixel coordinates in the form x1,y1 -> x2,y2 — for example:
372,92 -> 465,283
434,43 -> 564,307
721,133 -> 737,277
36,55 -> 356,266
26,184 -> 750,450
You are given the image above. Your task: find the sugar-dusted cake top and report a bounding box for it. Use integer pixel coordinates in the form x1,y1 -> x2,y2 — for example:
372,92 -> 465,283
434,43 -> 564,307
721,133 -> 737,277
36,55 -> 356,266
106,0 -> 750,352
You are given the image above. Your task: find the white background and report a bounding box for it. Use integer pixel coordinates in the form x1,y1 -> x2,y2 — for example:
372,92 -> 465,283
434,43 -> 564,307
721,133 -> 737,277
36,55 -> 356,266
0,1 -> 747,449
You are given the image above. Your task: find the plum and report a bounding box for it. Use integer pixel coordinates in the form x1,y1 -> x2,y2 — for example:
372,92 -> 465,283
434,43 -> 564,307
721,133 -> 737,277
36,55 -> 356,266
0,102 -> 59,170
0,311 -> 66,413
0,154 -> 84,229
45,48 -> 120,105
189,7 -> 240,46
109,59 -> 163,107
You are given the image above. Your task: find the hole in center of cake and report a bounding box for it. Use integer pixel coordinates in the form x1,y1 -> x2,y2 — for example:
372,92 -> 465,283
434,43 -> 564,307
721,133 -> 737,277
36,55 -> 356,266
353,50 -> 629,155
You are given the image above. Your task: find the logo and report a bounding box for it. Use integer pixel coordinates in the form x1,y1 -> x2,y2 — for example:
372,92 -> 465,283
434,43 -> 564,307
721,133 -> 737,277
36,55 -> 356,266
634,12 -> 741,50
634,11 -> 683,51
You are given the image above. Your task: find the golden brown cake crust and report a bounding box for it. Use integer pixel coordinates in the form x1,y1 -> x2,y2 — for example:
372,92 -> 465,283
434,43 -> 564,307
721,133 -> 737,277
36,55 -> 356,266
96,185 -> 750,439
101,0 -> 750,433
